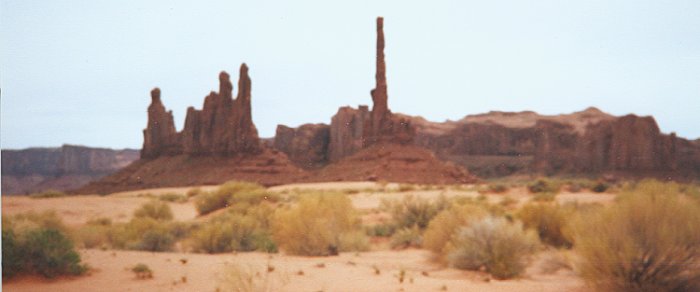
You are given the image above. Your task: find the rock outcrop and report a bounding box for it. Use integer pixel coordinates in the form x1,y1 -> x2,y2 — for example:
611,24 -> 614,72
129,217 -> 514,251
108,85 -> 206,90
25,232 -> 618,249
143,64 -> 262,158
274,123 -> 330,168
1,145 -> 139,195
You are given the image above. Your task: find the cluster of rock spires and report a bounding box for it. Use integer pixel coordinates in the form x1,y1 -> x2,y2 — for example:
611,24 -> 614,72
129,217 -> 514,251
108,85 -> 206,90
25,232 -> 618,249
76,17 -> 699,194
142,65 -> 261,158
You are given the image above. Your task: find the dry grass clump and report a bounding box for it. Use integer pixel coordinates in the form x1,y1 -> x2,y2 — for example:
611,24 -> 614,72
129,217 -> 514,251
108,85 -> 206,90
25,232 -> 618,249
572,180 -> 700,292
527,178 -> 561,194
272,192 -> 367,256
390,226 -> 422,249
422,204 -> 489,262
218,264 -> 289,292
2,211 -> 86,279
190,204 -> 277,253
195,181 -> 274,215
447,216 -> 539,279
134,200 -> 173,221
29,189 -> 67,199
516,203 -> 573,248
382,195 -> 450,230
159,192 -> 188,203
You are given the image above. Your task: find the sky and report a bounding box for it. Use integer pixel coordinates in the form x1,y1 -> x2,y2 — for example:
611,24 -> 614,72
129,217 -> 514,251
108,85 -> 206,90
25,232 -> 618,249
2,0 -> 699,150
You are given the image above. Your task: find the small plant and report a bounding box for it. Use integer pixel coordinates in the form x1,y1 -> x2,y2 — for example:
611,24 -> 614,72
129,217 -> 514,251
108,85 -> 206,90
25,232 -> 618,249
422,204 -> 488,261
448,217 -> 539,279
390,226 -> 422,249
590,182 -> 609,193
132,263 -> 153,279
527,179 -> 561,194
195,181 -> 272,215
573,180 -> 700,291
517,203 -> 573,248
134,200 -> 173,221
29,189 -> 67,199
398,184 -> 417,192
160,193 -> 188,203
382,195 -> 450,230
186,188 -> 202,198
365,223 -> 397,237
395,268 -> 406,283
372,265 -> 380,275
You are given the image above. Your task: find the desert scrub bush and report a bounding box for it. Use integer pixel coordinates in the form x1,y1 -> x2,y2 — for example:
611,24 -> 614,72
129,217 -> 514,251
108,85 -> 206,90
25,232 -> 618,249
572,182 -> 700,292
423,204 -> 489,261
159,192 -> 187,203
132,263 -> 153,279
397,184 -> 417,192
190,209 -> 276,253
382,195 -> 450,230
186,187 -> 203,198
218,264 -> 289,292
365,223 -> 397,237
75,222 -> 111,249
478,183 -> 509,194
29,189 -> 67,199
338,230 -> 370,252
448,216 -> 539,279
2,213 -> 86,279
134,200 -> 173,221
108,218 -> 176,251
272,192 -> 366,256
195,181 -> 274,215
516,203 -> 573,248
590,181 -> 609,193
532,192 -> 556,202
527,178 -> 561,194
390,226 -> 422,249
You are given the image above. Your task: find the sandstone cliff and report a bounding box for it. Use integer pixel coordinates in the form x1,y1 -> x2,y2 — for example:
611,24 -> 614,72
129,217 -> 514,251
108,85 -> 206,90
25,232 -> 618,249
1,145 -> 139,195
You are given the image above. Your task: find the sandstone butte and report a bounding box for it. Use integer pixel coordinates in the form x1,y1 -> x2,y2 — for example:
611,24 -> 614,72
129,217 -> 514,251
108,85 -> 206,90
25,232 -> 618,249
78,17 -> 699,194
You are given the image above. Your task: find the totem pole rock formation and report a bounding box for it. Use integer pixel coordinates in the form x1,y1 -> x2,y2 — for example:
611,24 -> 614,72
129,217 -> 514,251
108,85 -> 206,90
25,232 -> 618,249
362,17 -> 415,147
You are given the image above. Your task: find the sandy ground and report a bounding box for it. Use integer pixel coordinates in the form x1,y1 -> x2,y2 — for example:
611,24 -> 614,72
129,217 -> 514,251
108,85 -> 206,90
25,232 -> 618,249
3,249 -> 586,292
2,181 -> 611,291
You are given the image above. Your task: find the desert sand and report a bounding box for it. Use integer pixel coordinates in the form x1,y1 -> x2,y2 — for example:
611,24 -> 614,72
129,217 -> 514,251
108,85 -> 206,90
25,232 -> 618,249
2,181 -> 612,291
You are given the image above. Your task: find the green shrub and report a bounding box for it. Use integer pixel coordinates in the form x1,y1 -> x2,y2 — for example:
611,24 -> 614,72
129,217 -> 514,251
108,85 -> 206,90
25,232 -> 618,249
134,200 -> 173,221
108,218 -> 176,251
29,189 -> 67,199
365,223 -> 397,237
517,203 -> 572,248
132,263 -> 153,279
2,229 -> 23,278
159,193 -> 187,203
2,218 -> 86,280
591,182 -> 609,193
390,226 -> 422,249
272,192 -> 365,256
527,179 -> 561,194
448,217 -> 539,279
423,204 -> 489,262
382,195 -> 449,230
573,181 -> 700,291
190,204 -> 276,253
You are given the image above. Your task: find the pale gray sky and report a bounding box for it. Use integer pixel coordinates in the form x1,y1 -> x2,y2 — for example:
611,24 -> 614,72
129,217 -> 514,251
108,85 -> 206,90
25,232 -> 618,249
2,0 -> 699,149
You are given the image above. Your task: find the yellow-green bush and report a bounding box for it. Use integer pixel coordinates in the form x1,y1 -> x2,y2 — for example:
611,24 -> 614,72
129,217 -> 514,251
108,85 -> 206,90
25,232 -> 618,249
381,195 -> 450,230
195,181 -> 273,215
573,180 -> 700,291
448,216 -> 539,279
517,203 -> 573,248
190,208 -> 276,253
108,217 -> 177,251
422,204 -> 488,262
272,192 -> 365,256
134,200 -> 173,221
390,226 -> 422,249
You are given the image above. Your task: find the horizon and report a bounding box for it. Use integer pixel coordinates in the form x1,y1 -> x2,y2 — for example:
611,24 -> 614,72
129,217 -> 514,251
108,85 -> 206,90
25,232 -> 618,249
2,0 -> 700,149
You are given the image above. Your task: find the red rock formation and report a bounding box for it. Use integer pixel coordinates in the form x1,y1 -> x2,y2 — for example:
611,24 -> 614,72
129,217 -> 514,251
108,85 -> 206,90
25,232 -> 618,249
328,106 -> 370,161
274,123 -> 330,168
573,115 -> 679,173
363,17 -> 415,147
145,64 -> 262,157
141,88 -> 179,158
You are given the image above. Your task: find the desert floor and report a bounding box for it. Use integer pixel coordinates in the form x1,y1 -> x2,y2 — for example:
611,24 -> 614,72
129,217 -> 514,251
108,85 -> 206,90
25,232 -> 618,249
2,182 -> 614,292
